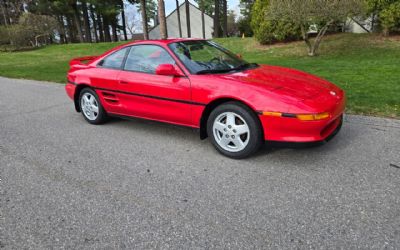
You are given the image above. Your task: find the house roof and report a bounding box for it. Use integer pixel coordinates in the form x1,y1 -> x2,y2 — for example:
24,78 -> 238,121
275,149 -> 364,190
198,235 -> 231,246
149,2 -> 213,33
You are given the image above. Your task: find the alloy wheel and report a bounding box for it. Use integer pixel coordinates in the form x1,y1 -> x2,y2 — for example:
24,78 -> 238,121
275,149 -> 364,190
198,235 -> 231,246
212,112 -> 250,152
80,92 -> 99,121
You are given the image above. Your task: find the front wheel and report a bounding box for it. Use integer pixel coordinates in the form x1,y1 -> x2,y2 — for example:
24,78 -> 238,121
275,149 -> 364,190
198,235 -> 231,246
207,102 -> 263,159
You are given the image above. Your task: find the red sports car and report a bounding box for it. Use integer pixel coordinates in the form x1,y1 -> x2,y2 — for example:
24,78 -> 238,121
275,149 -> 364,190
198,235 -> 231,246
66,39 -> 345,158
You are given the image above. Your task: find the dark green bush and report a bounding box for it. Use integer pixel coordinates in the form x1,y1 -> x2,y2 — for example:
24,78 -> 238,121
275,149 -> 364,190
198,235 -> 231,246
251,0 -> 301,44
380,1 -> 400,35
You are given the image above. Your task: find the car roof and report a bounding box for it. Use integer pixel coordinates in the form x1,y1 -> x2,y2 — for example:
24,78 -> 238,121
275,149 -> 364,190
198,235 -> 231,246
96,38 -> 208,61
123,38 -> 207,46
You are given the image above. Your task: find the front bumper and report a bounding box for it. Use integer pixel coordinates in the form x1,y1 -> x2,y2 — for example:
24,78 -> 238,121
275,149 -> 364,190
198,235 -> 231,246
264,116 -> 343,148
259,97 -> 345,143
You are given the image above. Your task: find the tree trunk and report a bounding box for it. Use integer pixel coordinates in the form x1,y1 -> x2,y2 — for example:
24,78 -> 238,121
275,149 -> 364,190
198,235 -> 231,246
89,4 -> 99,43
103,16 -> 112,42
371,13 -> 376,32
176,0 -> 182,37
312,20 -> 333,56
300,24 -> 313,56
213,0 -> 220,38
0,0 -> 9,26
57,15 -> 67,44
81,1 -> 92,42
140,0 -> 149,40
71,2 -> 84,43
158,0 -> 168,39
312,26 -> 328,56
120,0 -> 128,40
383,27 -> 389,36
185,0 -> 191,37
201,7 -> 205,39
97,13 -> 105,42
111,20 -> 118,42
222,0 -> 227,37
66,15 -> 77,43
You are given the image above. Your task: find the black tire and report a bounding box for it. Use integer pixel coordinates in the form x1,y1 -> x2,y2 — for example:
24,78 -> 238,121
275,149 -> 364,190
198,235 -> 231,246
78,88 -> 108,125
207,101 -> 263,159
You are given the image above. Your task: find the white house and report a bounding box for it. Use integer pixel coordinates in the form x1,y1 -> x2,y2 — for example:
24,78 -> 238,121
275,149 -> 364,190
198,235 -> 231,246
345,17 -> 374,33
149,2 -> 214,39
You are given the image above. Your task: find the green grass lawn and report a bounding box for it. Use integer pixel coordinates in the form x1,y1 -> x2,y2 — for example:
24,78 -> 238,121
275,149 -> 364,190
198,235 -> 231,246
0,33 -> 399,118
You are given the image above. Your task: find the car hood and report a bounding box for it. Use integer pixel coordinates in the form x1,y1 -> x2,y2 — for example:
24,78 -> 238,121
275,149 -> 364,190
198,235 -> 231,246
218,65 -> 339,101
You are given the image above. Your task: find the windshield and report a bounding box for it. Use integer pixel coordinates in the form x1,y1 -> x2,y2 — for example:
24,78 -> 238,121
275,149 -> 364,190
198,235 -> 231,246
168,40 -> 258,74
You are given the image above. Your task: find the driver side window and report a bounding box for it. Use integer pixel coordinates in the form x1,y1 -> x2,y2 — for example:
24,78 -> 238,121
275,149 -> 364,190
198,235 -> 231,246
124,45 -> 175,74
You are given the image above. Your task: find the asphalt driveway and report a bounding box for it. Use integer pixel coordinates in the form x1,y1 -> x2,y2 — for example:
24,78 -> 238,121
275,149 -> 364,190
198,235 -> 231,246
1,77 -> 399,249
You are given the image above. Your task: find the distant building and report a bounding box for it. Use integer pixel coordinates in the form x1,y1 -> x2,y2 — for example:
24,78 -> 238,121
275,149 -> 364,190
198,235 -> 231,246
131,33 -> 145,40
149,2 -> 214,39
345,17 -> 374,33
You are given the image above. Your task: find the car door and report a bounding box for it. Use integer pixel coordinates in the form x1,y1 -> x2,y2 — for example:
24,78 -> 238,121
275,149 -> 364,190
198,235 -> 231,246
90,47 -> 130,115
116,44 -> 193,126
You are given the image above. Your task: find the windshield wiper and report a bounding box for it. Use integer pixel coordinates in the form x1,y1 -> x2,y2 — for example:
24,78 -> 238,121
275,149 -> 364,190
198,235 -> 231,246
196,63 -> 259,75
229,63 -> 258,72
196,69 -> 233,75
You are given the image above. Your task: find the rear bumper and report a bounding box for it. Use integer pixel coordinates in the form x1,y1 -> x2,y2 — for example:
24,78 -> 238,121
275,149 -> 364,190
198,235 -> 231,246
65,81 -> 76,100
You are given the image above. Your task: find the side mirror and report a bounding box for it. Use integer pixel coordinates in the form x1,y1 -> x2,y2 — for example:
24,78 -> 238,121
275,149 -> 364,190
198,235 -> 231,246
155,64 -> 184,77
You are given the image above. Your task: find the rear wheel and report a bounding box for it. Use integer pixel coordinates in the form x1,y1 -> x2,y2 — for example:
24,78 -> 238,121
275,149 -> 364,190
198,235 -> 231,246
79,88 -> 108,124
207,102 -> 263,159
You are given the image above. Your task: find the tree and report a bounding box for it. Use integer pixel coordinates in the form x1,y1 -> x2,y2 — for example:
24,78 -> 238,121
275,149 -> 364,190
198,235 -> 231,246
251,0 -> 300,44
126,8 -> 140,37
227,10 -> 238,36
158,0 -> 167,39
213,0 -> 220,37
222,0 -> 227,37
69,0 -> 84,42
0,0 -> 25,24
1,13 -> 59,49
238,0 -> 255,36
194,0 -> 214,16
380,1 -> 400,35
19,13 -> 59,46
175,0 -> 182,37
139,0 -> 148,39
200,0 -> 206,38
185,0 -> 191,37
365,0 -> 400,35
89,3 -> 99,42
267,0 -> 365,56
195,0 -> 226,37
26,0 -> 71,42
120,0 -> 128,40
129,0 -> 156,39
195,0 -> 209,38
81,1 -> 92,42
0,0 -> 10,26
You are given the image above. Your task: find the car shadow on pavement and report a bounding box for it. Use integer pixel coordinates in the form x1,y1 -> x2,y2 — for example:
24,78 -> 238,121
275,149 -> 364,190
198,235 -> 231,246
103,115 -> 362,160
251,122 -> 362,161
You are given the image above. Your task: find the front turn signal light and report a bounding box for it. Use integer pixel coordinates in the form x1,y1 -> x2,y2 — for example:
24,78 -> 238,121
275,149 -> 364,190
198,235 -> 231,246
262,111 -> 282,117
296,112 -> 330,121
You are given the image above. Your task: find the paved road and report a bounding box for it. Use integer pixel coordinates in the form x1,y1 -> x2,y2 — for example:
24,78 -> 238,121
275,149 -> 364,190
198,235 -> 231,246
1,77 -> 399,249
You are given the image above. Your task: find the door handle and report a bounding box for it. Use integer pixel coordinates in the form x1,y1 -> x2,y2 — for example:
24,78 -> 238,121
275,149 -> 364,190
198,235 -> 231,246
120,80 -> 128,84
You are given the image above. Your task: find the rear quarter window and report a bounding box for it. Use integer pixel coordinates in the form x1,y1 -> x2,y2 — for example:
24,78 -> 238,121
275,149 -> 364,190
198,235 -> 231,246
98,47 -> 130,69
